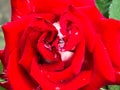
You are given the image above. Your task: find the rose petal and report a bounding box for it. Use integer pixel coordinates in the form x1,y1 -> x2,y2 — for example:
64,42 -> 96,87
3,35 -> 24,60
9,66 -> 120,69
30,56 -> 92,90
43,67 -> 73,83
70,39 -> 85,75
7,48 -> 37,90
11,0 -> 34,20
70,0 -> 95,7
77,6 -> 104,22
20,18 -> 58,71
11,0 -> 96,21
60,6 -> 96,52
0,81 -> 11,89
99,19 -> 120,69
62,70 -> 92,90
83,73 -> 109,90
42,60 -> 64,71
2,14 -> 36,58
0,50 -> 3,59
64,24 -> 81,51
19,30 -> 40,72
93,36 -> 115,82
38,13 -> 58,23
30,0 -> 69,15
115,69 -> 120,84
30,57 -> 57,90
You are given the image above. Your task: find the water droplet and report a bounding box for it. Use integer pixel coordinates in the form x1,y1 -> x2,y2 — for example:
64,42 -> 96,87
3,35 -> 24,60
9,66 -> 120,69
104,47 -> 107,50
69,30 -> 72,34
44,44 -> 51,49
58,38 -> 65,51
36,86 -> 41,90
55,87 -> 60,90
60,80 -> 63,82
75,32 -> 78,35
117,72 -> 120,74
40,70 -> 43,73
33,86 -> 41,90
47,75 -> 50,78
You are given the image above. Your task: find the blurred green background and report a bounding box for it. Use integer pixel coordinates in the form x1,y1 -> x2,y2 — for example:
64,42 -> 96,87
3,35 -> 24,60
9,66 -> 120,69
0,0 -> 10,89
0,0 -> 120,90
0,0 -> 11,49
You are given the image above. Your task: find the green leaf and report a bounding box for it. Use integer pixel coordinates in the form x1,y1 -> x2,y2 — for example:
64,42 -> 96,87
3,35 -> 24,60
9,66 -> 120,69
96,0 -> 112,18
108,85 -> 120,90
0,28 -> 5,49
0,78 -> 5,82
0,30 -> 5,90
0,86 -> 6,90
109,0 -> 120,20
0,61 -> 3,74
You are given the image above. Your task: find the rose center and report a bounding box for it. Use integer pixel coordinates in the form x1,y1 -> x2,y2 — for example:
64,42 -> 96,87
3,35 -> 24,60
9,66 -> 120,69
53,22 -> 74,62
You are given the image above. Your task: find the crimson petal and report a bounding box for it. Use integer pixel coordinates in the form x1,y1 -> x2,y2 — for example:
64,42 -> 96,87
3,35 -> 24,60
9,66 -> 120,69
7,49 -> 37,90
11,0 -> 34,21
30,56 -> 92,90
99,19 -> 120,69
93,36 -> 115,82
19,30 -> 40,72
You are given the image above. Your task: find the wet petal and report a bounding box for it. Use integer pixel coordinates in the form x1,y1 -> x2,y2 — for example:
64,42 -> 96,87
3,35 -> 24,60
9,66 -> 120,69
93,36 -> 115,82
70,39 -> 85,75
2,14 -> 36,57
19,30 -> 40,72
62,71 -> 92,90
43,67 -> 73,83
99,19 -> 120,69
30,57 -> 57,90
83,73 -> 109,90
11,0 -> 34,20
7,49 -> 37,90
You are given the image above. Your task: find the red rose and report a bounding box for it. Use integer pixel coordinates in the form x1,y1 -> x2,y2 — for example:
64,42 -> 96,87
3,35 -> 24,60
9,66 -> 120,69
1,0 -> 120,90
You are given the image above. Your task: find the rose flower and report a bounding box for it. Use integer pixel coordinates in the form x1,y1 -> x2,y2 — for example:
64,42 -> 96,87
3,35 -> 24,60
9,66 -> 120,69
0,0 -> 120,90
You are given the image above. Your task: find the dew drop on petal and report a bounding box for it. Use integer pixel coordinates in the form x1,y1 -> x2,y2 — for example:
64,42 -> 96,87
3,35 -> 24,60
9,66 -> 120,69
35,86 -> 41,90
33,86 -> 41,90
104,47 -> 107,50
40,70 -> 43,73
117,72 -> 120,74
75,32 -> 78,35
47,75 -> 50,78
55,87 -> 60,90
26,0 -> 30,4
69,30 -> 72,34
58,38 -> 65,51
60,80 -> 63,82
